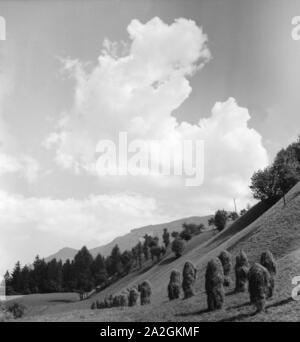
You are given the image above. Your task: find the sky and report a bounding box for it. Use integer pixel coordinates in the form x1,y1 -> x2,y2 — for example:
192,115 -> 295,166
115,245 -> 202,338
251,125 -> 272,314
0,0 -> 300,274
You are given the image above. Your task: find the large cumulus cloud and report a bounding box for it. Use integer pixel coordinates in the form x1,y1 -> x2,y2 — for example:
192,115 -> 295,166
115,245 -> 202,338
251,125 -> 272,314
45,17 -> 268,209
45,17 -> 211,170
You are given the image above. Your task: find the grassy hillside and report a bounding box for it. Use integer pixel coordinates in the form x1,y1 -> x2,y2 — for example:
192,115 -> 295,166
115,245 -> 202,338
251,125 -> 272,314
15,182 -> 300,321
6,293 -> 79,318
19,247 -> 300,322
45,216 -> 212,263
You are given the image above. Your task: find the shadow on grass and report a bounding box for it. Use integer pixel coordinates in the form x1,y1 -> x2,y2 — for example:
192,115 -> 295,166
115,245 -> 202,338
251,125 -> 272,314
175,308 -> 209,318
48,299 -> 75,304
225,289 -> 246,297
229,301 -> 251,310
159,256 -> 178,266
218,297 -> 294,322
266,297 -> 293,309
217,310 -> 257,322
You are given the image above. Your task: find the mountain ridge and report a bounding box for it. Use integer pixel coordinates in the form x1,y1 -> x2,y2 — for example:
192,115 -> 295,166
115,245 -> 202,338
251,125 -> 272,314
45,215 -> 212,263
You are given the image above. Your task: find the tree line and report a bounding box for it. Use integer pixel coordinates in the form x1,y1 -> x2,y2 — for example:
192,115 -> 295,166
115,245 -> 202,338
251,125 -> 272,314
4,222 -> 206,296
5,248 -> 108,295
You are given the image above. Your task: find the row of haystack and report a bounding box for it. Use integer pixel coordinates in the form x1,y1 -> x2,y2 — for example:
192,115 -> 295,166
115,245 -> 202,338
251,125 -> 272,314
167,250 -> 277,314
91,250 -> 276,314
91,281 -> 152,310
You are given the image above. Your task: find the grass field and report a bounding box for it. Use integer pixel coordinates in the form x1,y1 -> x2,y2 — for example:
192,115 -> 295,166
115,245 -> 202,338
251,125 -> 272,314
11,182 -> 300,322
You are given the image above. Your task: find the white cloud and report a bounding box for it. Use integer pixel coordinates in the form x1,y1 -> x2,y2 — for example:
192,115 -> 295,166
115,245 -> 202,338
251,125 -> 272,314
0,191 -> 163,235
0,190 -> 167,274
0,153 -> 20,174
45,17 -> 268,209
0,153 -> 40,183
46,17 -> 211,171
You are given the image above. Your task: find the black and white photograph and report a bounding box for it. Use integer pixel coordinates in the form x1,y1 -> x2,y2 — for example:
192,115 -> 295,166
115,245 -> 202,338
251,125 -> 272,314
0,0 -> 300,325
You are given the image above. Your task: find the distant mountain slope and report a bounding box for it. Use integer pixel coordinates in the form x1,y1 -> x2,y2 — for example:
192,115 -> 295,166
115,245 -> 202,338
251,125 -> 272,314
44,247 -> 77,264
45,215 -> 212,263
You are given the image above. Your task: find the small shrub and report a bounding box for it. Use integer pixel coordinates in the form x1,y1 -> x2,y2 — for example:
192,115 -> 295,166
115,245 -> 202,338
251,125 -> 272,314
205,258 -> 225,311
6,302 -> 26,319
0,307 -> 13,322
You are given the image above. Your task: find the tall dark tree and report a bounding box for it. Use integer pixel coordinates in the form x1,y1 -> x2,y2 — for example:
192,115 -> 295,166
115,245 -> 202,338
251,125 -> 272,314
20,265 -> 32,294
142,241 -> 150,261
47,259 -> 63,292
121,250 -> 133,274
136,242 -> 143,268
131,246 -> 138,268
32,256 -> 48,293
62,259 -> 75,292
73,246 -> 94,292
162,228 -> 170,248
110,244 -> 123,276
91,254 -> 108,285
10,261 -> 23,294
